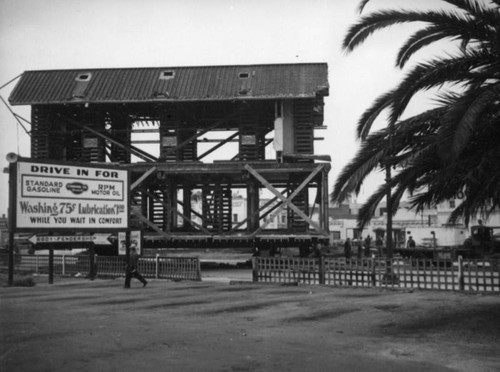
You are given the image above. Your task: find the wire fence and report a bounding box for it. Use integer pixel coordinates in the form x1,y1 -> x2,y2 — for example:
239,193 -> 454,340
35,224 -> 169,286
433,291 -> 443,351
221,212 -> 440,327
0,253 -> 201,281
252,256 -> 500,292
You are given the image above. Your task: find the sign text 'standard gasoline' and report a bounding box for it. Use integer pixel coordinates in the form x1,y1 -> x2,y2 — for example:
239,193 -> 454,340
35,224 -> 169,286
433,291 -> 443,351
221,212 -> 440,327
15,161 -> 129,230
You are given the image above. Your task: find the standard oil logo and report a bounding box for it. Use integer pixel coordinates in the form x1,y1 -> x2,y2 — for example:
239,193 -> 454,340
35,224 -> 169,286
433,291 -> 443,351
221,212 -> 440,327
66,182 -> 89,195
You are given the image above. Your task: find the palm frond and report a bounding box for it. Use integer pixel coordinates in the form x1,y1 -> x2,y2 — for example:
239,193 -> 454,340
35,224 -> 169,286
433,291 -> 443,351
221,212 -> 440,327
357,0 -> 372,14
356,184 -> 388,227
396,25 -> 461,68
343,9 -> 479,53
450,83 -> 500,156
444,0 -> 500,26
339,0 -> 500,227
387,50 -> 495,125
331,132 -> 387,202
332,108 -> 444,207
355,89 -> 396,139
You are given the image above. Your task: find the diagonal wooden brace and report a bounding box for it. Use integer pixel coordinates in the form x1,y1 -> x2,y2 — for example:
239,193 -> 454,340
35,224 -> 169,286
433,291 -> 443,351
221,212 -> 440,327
130,209 -> 171,238
131,166 -> 157,191
244,164 -> 327,236
144,189 -> 212,235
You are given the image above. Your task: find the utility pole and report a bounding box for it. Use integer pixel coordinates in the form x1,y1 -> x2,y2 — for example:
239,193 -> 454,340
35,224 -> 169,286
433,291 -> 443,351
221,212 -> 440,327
383,123 -> 397,284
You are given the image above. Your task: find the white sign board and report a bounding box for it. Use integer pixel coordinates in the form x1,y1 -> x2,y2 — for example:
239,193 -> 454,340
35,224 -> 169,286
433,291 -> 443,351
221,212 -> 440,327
15,160 -> 129,230
28,233 -> 112,245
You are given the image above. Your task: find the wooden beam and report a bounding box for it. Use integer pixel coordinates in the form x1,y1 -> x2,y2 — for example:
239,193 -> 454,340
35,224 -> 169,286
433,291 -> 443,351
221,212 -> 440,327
283,153 -> 331,162
165,111 -> 240,155
174,210 -> 211,235
57,114 -> 158,162
245,164 -> 327,236
227,195 -> 279,233
321,168 -> 330,233
177,200 -> 204,220
144,189 -> 212,235
131,166 -> 157,191
197,132 -> 239,160
130,209 -> 171,238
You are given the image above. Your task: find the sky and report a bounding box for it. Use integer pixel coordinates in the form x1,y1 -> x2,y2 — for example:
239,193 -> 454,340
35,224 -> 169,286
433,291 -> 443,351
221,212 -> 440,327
0,0 -> 448,215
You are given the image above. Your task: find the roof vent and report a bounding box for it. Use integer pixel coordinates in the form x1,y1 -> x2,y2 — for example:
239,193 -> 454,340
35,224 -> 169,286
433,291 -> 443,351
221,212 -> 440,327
73,72 -> 92,99
75,73 -> 92,82
160,70 -> 175,80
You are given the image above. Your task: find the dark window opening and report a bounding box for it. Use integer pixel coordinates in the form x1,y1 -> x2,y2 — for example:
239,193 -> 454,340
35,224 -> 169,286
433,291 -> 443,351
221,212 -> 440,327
276,101 -> 282,117
238,72 -> 249,79
160,70 -> 175,79
76,73 -> 91,82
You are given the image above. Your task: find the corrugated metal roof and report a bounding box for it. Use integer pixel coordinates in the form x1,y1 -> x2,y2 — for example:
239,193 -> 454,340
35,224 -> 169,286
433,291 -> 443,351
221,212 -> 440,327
9,63 -> 329,105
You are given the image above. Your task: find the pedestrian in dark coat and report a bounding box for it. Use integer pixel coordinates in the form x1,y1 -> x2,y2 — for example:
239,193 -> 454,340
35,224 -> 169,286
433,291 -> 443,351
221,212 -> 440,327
357,237 -> 363,259
344,238 -> 352,259
124,246 -> 148,288
364,235 -> 372,257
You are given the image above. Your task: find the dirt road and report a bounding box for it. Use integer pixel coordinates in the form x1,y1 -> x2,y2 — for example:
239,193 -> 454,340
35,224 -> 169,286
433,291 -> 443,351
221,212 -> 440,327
1,273 -> 499,371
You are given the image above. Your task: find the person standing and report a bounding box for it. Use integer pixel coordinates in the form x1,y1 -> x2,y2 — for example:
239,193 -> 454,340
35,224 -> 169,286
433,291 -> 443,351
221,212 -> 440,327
364,235 -> 372,257
375,236 -> 384,257
309,242 -> 323,258
344,238 -> 352,259
124,245 -> 148,288
357,236 -> 363,259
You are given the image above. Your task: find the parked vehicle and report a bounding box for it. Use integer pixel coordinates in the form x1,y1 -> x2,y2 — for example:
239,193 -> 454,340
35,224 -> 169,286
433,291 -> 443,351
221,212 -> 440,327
394,224 -> 500,262
462,224 -> 500,258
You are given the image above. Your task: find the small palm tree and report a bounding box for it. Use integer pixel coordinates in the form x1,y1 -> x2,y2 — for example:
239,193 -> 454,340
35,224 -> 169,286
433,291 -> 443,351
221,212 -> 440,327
332,0 -> 500,227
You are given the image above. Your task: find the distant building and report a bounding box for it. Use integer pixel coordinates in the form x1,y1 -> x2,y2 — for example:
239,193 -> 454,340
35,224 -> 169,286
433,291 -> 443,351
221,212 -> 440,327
315,200 -> 500,248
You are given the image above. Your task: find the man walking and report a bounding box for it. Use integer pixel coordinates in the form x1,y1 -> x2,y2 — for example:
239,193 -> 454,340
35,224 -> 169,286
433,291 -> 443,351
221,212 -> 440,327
124,244 -> 148,288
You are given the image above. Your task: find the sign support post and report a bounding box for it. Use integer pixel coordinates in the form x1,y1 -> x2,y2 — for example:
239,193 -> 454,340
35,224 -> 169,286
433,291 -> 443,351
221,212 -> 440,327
125,229 -> 130,271
89,243 -> 96,280
48,245 -> 54,284
7,161 -> 16,286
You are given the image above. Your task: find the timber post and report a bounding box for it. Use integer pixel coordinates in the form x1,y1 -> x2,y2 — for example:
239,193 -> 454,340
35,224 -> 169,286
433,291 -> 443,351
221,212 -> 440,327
318,256 -> 325,285
252,257 -> 258,282
48,246 -> 54,284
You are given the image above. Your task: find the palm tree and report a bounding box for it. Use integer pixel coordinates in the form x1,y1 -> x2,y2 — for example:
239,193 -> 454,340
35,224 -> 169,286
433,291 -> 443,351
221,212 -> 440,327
332,0 -> 500,229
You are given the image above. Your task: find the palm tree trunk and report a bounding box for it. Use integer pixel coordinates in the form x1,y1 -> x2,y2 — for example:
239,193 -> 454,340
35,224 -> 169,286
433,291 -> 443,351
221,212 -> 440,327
385,163 -> 393,259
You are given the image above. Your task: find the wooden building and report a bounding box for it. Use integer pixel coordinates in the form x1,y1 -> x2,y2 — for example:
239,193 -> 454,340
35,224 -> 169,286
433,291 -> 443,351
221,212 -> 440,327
9,63 -> 331,251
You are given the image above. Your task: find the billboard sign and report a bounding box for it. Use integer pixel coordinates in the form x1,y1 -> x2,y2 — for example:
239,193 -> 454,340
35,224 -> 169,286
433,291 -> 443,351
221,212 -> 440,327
15,160 -> 129,231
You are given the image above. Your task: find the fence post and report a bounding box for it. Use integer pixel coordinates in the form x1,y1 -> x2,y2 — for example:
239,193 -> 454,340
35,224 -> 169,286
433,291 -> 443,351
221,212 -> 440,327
196,258 -> 202,281
318,256 -> 325,285
252,257 -> 258,282
371,258 -> 377,287
155,254 -> 160,279
36,255 -> 39,274
457,255 -> 464,291
62,255 -> 66,276
48,248 -> 54,284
